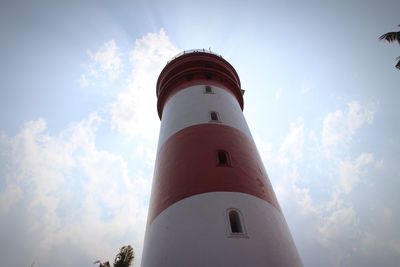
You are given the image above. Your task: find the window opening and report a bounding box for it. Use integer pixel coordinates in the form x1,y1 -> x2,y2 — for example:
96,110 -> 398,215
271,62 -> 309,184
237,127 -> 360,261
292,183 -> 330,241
217,150 -> 230,166
204,85 -> 213,93
210,111 -> 219,121
228,210 -> 244,234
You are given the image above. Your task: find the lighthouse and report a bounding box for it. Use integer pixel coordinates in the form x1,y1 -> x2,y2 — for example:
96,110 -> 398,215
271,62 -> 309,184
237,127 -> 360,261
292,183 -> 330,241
141,49 -> 303,267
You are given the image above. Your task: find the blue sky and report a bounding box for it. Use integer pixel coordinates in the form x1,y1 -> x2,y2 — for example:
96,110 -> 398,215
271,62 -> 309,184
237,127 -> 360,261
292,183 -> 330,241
0,1 -> 399,266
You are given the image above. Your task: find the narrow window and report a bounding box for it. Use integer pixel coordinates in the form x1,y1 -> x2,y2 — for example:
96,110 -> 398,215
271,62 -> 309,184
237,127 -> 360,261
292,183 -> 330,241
226,209 -> 247,237
204,85 -> 213,93
217,150 -> 230,166
210,111 -> 219,121
229,210 -> 243,233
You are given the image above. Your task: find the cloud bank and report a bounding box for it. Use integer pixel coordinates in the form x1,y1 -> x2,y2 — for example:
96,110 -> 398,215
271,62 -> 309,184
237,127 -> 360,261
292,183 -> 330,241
256,100 -> 399,267
80,40 -> 122,87
0,29 -> 179,267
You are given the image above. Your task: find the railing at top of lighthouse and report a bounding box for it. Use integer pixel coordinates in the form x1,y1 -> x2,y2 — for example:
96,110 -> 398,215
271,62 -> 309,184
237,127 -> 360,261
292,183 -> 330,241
167,48 -> 223,64
157,47 -> 244,118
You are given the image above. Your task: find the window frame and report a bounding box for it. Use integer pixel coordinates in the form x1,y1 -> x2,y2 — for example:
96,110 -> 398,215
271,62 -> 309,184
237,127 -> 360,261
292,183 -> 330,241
216,150 -> 231,167
226,208 -> 248,238
204,85 -> 214,94
209,111 -> 220,122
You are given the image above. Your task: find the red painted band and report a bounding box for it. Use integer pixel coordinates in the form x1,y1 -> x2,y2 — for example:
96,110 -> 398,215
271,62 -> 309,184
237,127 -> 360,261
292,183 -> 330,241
156,52 -> 243,119
147,124 -> 281,224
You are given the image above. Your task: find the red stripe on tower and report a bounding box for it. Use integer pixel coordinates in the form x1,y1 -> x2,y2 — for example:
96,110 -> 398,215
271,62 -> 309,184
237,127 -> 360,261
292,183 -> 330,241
141,49 -> 303,267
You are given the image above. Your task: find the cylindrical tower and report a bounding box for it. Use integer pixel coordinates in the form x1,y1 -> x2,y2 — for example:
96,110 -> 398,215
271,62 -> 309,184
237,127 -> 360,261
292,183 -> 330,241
142,49 -> 303,267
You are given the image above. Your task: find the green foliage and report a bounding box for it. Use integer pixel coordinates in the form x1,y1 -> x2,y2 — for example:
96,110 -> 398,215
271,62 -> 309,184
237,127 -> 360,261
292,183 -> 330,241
379,25 -> 400,69
113,245 -> 135,267
94,245 -> 134,267
379,31 -> 400,44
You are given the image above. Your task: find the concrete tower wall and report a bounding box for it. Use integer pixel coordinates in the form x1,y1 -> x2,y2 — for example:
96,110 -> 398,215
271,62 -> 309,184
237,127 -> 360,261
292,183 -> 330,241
143,192 -> 300,267
158,85 -> 252,149
142,51 -> 303,267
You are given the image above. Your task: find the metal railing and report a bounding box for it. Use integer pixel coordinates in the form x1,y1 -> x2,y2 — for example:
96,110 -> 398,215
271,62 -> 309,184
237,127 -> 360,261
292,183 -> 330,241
167,48 -> 223,63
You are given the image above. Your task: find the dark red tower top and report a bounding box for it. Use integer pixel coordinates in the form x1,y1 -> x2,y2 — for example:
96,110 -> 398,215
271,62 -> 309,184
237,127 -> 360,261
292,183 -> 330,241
156,49 -> 243,119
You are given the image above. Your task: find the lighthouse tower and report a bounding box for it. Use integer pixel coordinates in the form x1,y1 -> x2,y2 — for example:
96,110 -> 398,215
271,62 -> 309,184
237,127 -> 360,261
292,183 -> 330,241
142,50 -> 303,267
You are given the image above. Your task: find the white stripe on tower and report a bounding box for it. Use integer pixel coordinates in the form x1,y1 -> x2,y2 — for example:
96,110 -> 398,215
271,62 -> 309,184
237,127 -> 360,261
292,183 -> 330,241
157,85 -> 252,148
141,50 -> 303,267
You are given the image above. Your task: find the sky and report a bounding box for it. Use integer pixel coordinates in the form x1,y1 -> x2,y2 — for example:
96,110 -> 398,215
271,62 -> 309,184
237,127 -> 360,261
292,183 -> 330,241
0,0 -> 399,266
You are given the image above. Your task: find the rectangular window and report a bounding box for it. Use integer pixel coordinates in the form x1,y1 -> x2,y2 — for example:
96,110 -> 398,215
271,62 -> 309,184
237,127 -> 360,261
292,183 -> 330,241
217,150 -> 230,166
204,85 -> 213,94
210,111 -> 219,121
229,210 -> 243,233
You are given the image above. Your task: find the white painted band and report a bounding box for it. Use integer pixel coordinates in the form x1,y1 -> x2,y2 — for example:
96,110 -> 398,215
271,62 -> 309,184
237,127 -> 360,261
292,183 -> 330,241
158,85 -> 253,149
142,192 -> 302,267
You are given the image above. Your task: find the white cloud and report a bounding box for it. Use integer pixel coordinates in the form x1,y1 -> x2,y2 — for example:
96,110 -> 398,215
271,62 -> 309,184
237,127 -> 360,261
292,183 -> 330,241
322,101 -> 374,148
295,186 -> 316,215
338,153 -> 374,194
375,159 -> 384,170
110,28 -> 180,139
0,29 -> 182,266
253,99 -> 399,266
317,188 -> 364,265
0,113 -> 152,266
79,74 -> 90,87
255,118 -> 317,218
254,135 -> 273,162
279,117 -> 305,162
0,184 -> 22,213
275,88 -> 282,100
319,206 -> 357,243
360,232 -> 400,263
80,40 -> 122,87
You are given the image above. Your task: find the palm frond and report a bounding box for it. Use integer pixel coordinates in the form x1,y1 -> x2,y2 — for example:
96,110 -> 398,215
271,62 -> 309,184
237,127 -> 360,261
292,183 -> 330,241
379,31 -> 400,44
114,245 -> 134,267
396,56 -> 400,69
94,260 -> 111,267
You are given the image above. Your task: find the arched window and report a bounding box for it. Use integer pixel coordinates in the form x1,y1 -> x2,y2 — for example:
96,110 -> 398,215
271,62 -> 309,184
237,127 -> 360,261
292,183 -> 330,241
227,209 -> 246,236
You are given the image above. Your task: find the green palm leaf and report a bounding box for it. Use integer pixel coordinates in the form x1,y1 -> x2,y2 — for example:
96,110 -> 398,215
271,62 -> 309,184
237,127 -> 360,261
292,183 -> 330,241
113,245 -> 134,267
380,25 -> 400,70
379,31 -> 400,44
